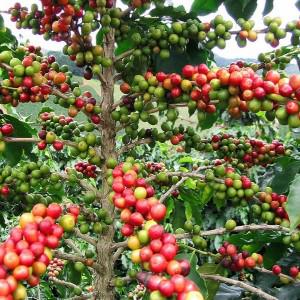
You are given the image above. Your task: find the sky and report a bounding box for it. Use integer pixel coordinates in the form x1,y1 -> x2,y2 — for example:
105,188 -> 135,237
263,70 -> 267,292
1,0 -> 299,58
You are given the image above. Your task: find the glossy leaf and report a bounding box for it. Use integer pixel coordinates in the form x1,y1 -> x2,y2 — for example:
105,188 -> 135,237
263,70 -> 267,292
228,230 -> 285,253
2,114 -> 36,165
191,0 -> 224,15
263,243 -> 288,269
224,0 -> 258,21
150,5 -> 195,21
263,0 -> 274,15
270,157 -> 300,194
286,175 -> 300,230
198,263 -> 226,300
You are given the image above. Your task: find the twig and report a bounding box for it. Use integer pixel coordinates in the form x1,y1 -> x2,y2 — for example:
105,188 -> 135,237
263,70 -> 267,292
97,73 -> 107,86
117,138 -> 152,155
53,250 -> 101,272
111,93 -> 141,110
113,73 -> 122,82
112,247 -> 125,263
179,243 -> 219,258
159,165 -> 215,203
201,274 -> 277,300
65,292 -> 96,300
114,49 -> 135,62
0,62 -> 13,71
59,172 -> 101,199
147,103 -> 188,114
160,176 -> 186,203
49,277 -> 78,290
64,239 -> 82,256
175,224 -> 290,240
73,228 -> 97,247
111,240 -> 127,250
255,267 -> 300,284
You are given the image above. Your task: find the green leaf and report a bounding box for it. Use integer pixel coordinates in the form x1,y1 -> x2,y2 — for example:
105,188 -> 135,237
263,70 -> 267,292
179,186 -> 213,225
115,36 -> 135,56
228,230 -> 285,253
165,197 -> 175,219
150,5 -> 195,21
1,114 -> 36,165
224,0 -> 258,20
178,156 -> 194,163
176,252 -> 208,299
213,196 -> 226,210
286,175 -> 300,230
262,0 -> 274,15
172,199 -> 186,229
263,243 -> 288,269
270,157 -> 300,194
191,0 -> 224,15
96,28 -> 105,46
198,112 -> 219,130
198,263 -> 225,300
0,15 -> 4,29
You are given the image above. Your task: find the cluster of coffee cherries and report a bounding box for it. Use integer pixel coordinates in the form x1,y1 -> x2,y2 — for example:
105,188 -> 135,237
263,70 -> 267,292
205,134 -> 287,168
218,242 -> 263,272
9,1 -> 123,77
236,18 -> 257,47
124,63 -> 300,128
0,123 -> 14,153
77,205 -> 113,236
0,162 -> 54,200
252,189 -> 289,226
205,165 -> 260,204
75,162 -> 97,178
39,113 -> 78,141
60,91 -> 102,124
263,17 -> 288,47
145,162 -> 165,173
272,264 -> 300,280
0,47 -> 69,106
110,159 -> 204,300
0,203 -> 78,299
47,258 -> 65,280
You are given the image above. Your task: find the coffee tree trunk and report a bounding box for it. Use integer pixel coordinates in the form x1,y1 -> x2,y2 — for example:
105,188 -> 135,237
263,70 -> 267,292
94,21 -> 117,300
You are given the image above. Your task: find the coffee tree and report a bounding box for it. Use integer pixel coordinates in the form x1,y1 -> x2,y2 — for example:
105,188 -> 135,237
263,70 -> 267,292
0,0 -> 300,299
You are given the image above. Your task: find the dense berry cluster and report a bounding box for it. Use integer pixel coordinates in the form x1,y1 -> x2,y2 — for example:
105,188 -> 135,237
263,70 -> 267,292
218,242 -> 263,272
0,203 -> 78,299
75,162 -> 97,178
47,258 -> 65,280
110,159 -> 204,300
121,64 -> 300,128
252,189 -> 289,226
145,162 -> 165,173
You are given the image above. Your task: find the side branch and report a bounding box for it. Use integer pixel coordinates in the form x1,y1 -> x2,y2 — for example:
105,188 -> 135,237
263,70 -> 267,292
49,277 -> 78,290
256,267 -> 300,284
114,49 -> 135,62
176,224 -> 290,239
65,292 -> 96,300
201,274 -> 277,300
53,250 -> 102,272
117,138 -> 152,155
73,228 -> 97,247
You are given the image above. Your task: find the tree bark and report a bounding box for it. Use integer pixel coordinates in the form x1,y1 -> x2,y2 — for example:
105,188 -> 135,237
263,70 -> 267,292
94,9 -> 117,300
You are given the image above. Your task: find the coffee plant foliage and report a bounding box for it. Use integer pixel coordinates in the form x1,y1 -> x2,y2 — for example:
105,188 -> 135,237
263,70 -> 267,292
0,0 -> 300,300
